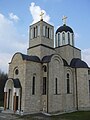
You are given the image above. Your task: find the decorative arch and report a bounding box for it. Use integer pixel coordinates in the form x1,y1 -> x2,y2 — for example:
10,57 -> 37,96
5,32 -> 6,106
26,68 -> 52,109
9,52 -> 23,64
50,54 -> 64,95
51,54 -> 64,66
4,78 -> 21,112
66,68 -> 73,94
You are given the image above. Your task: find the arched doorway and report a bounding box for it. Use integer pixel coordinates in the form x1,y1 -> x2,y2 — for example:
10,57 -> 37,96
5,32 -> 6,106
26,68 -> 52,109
4,78 -> 21,112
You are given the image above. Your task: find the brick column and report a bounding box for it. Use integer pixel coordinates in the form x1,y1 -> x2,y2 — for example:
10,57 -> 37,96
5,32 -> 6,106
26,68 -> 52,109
4,92 -> 7,110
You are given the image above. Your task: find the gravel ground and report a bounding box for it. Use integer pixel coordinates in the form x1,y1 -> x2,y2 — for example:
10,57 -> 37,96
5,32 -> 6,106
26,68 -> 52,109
0,113 -> 19,120
0,112 -> 51,120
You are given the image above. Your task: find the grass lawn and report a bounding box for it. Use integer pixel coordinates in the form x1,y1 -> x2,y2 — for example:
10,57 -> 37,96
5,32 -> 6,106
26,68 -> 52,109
0,100 -> 3,106
52,111 -> 90,120
19,111 -> 90,120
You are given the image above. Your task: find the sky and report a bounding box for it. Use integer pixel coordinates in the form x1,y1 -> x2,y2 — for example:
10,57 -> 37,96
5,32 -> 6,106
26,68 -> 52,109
0,0 -> 90,73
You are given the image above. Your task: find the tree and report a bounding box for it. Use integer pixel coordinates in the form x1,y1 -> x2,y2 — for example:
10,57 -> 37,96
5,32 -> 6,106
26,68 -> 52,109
0,69 -> 8,106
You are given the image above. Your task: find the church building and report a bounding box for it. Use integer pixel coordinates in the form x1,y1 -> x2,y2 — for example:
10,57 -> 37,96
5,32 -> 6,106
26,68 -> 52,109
4,15 -> 90,114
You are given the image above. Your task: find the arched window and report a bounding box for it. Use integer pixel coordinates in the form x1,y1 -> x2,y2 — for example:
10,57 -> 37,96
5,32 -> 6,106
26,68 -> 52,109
50,29 -> 53,39
43,26 -> 45,36
30,28 -> 33,39
48,28 -> 49,38
88,70 -> 90,75
42,77 -> 47,95
15,69 -> 19,75
38,25 -> 40,36
45,26 -> 47,37
33,27 -> 35,38
58,33 -> 60,46
72,33 -> 74,46
55,78 -> 58,94
36,26 -> 37,37
32,76 -> 35,95
68,32 -> 70,44
62,32 -> 65,44
67,73 -> 70,94
14,67 -> 19,76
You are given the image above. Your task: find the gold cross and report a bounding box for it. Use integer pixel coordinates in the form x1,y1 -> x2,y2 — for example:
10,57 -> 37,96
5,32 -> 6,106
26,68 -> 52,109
40,11 -> 44,20
62,16 -> 67,25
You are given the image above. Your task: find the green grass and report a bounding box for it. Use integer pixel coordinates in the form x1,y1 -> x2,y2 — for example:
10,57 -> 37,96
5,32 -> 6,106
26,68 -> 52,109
51,111 -> 90,120
18,111 -> 90,120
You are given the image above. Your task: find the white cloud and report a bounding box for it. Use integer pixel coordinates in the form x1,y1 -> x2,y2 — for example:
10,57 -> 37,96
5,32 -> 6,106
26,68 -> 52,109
29,2 -> 50,24
9,12 -> 19,22
0,53 -> 11,72
0,13 -> 27,73
82,48 -> 90,67
74,32 -> 79,40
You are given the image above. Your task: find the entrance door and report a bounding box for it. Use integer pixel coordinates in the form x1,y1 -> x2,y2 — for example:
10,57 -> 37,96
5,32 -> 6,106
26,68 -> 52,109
16,96 -> 18,110
7,89 -> 11,109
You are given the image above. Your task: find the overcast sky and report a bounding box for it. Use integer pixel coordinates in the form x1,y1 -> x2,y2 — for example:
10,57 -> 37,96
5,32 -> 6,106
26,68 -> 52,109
0,0 -> 90,72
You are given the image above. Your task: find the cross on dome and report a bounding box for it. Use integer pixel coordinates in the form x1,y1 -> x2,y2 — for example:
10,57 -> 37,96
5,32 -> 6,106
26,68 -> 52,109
40,11 -> 44,20
62,16 -> 67,25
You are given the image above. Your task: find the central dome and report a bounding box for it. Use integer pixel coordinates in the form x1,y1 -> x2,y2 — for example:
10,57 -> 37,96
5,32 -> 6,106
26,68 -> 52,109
56,24 -> 73,34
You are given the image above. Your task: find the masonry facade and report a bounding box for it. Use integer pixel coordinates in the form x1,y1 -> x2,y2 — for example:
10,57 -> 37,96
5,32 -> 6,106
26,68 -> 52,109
4,18 -> 90,114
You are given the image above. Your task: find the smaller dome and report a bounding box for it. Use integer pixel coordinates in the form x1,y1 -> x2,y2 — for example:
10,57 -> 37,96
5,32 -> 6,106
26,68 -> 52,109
70,58 -> 88,68
56,24 -> 73,34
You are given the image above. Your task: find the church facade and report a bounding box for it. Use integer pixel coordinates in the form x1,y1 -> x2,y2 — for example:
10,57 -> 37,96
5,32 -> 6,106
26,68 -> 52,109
4,17 -> 90,114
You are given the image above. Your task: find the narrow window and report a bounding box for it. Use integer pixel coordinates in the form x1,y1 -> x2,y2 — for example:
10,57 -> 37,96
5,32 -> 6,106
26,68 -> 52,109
51,29 -> 53,39
32,76 -> 35,95
55,78 -> 58,94
89,80 -> 90,93
48,28 -> 49,38
45,26 -> 47,37
68,32 -> 70,44
43,65 -> 47,72
72,33 -> 74,46
36,26 -> 37,37
30,28 -> 33,39
62,32 -> 65,44
58,33 -> 60,46
38,26 -> 40,36
88,70 -> 90,75
43,77 -> 46,95
67,73 -> 70,94
43,26 -> 45,36
34,27 -> 35,38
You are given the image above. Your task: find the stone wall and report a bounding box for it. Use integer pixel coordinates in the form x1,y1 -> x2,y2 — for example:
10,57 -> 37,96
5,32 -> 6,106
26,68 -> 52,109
8,53 -> 26,111
77,68 -> 90,110
55,45 -> 81,64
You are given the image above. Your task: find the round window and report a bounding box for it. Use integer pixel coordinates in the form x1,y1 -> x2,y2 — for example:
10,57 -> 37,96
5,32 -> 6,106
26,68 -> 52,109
15,69 -> 19,75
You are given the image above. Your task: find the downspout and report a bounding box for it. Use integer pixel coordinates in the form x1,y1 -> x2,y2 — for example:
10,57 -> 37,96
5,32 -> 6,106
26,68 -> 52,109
75,68 -> 78,110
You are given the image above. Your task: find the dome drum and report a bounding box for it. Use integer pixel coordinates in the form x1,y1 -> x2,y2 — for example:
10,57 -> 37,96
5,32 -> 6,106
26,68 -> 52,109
55,24 -> 74,47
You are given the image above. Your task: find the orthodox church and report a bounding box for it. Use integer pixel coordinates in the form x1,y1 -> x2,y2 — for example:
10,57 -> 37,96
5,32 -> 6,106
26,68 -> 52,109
4,15 -> 90,115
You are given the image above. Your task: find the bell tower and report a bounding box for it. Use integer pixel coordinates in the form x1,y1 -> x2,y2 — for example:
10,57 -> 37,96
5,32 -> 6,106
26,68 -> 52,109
27,13 -> 54,58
